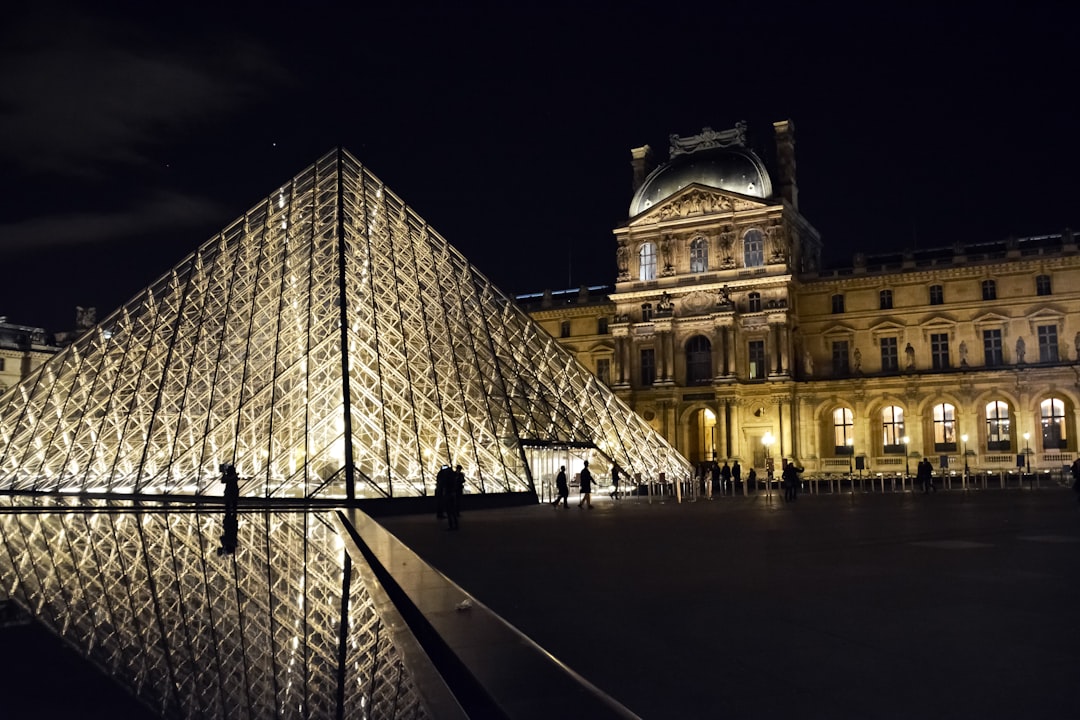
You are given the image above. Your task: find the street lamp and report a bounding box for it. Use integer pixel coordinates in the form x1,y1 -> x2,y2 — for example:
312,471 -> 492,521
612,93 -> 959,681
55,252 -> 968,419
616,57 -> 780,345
1023,431 -> 1031,474
762,431 -> 775,492
960,433 -> 969,490
902,435 -> 910,486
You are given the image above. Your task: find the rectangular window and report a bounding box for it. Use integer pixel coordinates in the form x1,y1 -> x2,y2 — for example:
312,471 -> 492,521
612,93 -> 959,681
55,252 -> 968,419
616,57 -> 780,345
1038,325 -> 1059,362
641,304 -> 653,322
981,279 -> 996,301
929,285 -> 944,305
880,337 -> 899,371
597,317 -> 608,335
596,359 -> 610,385
0,357 -> 5,372
640,349 -> 655,386
831,294 -> 845,313
1036,274 -> 1052,296
879,289 -> 893,310
832,340 -> 849,375
748,340 -> 766,380
931,333 -> 950,369
560,320 -> 571,338
983,329 -> 1003,366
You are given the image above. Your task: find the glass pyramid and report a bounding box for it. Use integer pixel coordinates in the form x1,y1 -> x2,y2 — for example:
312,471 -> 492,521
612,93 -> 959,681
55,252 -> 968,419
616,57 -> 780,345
0,149 -> 691,717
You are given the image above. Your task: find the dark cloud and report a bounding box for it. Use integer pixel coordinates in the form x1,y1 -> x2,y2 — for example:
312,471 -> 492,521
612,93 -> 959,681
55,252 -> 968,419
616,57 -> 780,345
0,5 -> 289,177
0,190 -> 226,252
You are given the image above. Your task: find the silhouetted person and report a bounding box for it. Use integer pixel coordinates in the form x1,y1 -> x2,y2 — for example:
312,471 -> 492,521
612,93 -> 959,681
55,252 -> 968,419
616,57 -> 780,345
710,462 -> 721,495
435,464 -> 453,520
747,467 -> 757,491
732,460 -> 742,493
1071,457 -> 1080,503
782,458 -> 804,501
610,464 -> 621,499
918,458 -> 935,494
720,461 -> 732,494
218,463 -> 240,556
578,460 -> 595,509
552,466 -> 569,507
446,464 -> 464,530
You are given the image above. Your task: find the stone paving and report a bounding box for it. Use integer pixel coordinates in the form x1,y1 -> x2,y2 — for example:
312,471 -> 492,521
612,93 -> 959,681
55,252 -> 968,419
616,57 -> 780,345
379,487 -> 1080,719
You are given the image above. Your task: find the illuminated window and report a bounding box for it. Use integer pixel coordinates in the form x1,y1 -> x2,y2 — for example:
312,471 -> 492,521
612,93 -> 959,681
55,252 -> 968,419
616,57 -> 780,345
831,294 -> 845,314
985,400 -> 1011,451
748,340 -> 766,380
882,406 -> 906,451
1037,325 -> 1059,362
929,285 -> 944,305
933,402 -> 957,450
596,358 -> 610,385
639,242 -> 657,281
880,337 -> 899,371
833,408 -> 854,452
981,279 -> 997,301
748,292 -> 761,312
685,336 -> 712,385
983,329 -> 1003,366
690,237 -> 708,273
832,340 -> 849,375
1036,274 -> 1052,296
1041,397 -> 1067,449
743,229 -> 764,268
879,289 -> 893,310
931,333 -> 950,369
640,348 -> 655,386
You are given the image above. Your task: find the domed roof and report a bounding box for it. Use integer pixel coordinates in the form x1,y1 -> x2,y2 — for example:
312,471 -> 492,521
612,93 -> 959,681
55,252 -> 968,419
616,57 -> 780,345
629,146 -> 773,217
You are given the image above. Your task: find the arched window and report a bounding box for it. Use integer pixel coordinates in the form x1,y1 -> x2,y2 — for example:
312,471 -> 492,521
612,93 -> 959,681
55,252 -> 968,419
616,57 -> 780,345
933,402 -> 957,450
743,229 -> 764,268
1041,397 -> 1067,449
882,406 -> 906,452
985,400 -> 1011,451
833,408 -> 854,453
690,237 -> 708,273
639,242 -> 657,281
685,335 -> 712,385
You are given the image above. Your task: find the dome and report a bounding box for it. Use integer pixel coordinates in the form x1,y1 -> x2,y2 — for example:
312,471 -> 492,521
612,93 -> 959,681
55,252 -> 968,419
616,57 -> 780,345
629,146 -> 773,217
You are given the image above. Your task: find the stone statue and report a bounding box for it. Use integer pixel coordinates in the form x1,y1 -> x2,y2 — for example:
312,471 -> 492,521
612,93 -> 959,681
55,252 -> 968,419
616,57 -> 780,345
959,340 -> 968,366
660,236 -> 675,272
803,350 -> 814,377
904,343 -> 915,370
657,292 -> 673,313
853,347 -> 862,373
1016,336 -> 1026,364
1074,331 -> 1080,361
616,244 -> 629,275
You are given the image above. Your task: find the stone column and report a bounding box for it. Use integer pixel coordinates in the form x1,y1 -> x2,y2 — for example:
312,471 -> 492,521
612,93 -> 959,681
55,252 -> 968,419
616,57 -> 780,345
766,324 -> 778,376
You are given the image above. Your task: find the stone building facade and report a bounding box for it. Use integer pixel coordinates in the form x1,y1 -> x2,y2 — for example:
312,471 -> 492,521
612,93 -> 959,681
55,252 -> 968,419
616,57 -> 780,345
521,120 -> 1080,480
0,317 -> 58,397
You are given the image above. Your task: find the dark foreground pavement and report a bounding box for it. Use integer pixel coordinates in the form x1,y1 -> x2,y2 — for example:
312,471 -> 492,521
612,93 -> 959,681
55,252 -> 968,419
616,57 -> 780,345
379,488 -> 1080,720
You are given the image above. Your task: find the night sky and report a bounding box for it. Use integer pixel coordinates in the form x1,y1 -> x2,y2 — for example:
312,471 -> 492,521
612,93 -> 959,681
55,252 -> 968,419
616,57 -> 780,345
0,2 -> 1076,336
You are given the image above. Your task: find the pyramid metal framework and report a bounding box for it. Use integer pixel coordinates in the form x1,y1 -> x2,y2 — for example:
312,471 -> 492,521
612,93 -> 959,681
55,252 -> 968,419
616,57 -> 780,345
0,149 -> 691,717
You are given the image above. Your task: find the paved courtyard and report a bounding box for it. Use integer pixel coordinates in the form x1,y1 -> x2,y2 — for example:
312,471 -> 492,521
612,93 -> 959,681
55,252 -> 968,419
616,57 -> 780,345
379,487 -> 1080,719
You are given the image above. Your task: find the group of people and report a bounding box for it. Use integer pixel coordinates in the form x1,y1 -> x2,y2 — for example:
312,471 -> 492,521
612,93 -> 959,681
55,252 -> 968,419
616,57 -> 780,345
705,460 -> 744,495
551,460 -> 618,509
916,457 -> 937,493
435,463 -> 466,529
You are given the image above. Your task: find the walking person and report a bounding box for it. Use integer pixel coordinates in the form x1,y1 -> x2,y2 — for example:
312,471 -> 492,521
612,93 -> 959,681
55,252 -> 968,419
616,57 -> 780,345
782,458 -> 804,502
552,466 -> 569,507
446,464 -> 465,529
578,460 -> 595,509
435,464 -> 453,519
918,457 -> 935,494
610,464 -> 621,499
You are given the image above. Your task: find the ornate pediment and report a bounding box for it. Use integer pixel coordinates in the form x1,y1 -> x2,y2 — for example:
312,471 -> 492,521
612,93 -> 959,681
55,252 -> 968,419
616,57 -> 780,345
681,290 -> 720,315
630,184 -> 769,226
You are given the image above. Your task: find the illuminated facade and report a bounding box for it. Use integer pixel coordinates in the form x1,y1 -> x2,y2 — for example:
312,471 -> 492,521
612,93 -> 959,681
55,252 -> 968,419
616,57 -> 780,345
0,149 -> 690,717
526,120 -> 1080,478
0,318 -> 57,400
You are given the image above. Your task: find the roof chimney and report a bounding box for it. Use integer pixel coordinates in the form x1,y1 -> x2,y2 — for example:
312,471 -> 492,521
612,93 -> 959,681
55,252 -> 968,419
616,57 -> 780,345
772,120 -> 798,210
630,144 -> 654,193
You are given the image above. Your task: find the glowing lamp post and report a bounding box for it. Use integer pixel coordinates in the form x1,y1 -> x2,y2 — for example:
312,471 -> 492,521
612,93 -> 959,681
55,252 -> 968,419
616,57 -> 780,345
1023,432 -> 1031,477
961,433 -> 969,489
846,436 -> 855,491
762,430 -> 775,494
902,435 -> 910,490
